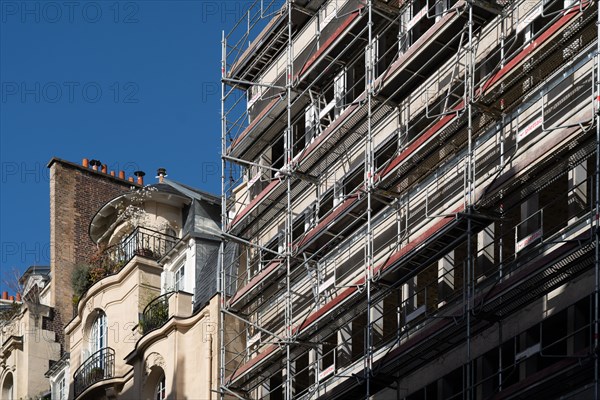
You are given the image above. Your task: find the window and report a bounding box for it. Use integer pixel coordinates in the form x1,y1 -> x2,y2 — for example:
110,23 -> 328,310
277,230 -> 285,254
320,333 -> 336,381
2,373 -> 13,400
91,311 -> 107,354
55,373 -> 66,400
305,104 -> 318,145
319,1 -> 337,30
434,0 -> 449,20
155,374 -> 166,400
399,6 -> 410,54
333,181 -> 344,207
247,153 -> 270,199
334,69 -> 346,118
304,203 -> 317,232
174,263 -> 185,291
524,23 -> 534,44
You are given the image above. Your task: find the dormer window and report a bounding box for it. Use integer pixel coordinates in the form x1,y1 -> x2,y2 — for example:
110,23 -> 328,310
163,258 -> 187,294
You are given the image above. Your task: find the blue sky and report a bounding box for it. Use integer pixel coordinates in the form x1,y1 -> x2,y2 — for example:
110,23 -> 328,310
0,0 -> 249,293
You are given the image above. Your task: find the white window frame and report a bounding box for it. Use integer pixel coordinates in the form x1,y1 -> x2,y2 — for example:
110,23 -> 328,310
174,263 -> 185,292
155,374 -> 166,400
319,1 -> 338,31
304,203 -> 317,232
55,373 -> 66,400
399,4 -> 412,54
305,104 -> 318,145
333,181 -> 344,207
277,230 -> 285,255
434,0 -> 449,21
90,311 -> 107,354
334,69 -> 346,118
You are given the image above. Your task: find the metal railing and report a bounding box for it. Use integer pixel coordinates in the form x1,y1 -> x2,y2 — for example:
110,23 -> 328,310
74,227 -> 179,318
102,226 -> 178,267
73,347 -> 115,398
141,291 -> 175,334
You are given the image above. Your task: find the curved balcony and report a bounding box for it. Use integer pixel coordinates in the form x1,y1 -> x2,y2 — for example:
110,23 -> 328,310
140,291 -> 194,336
141,291 -> 174,334
73,347 -> 115,398
76,227 -> 178,302
103,226 -> 178,266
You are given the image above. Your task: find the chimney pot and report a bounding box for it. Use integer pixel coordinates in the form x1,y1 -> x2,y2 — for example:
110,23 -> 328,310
119,170 -> 125,180
2,291 -> 7,300
9,296 -> 14,301
82,158 -> 89,168
110,171 -> 115,177
90,159 -> 101,171
16,293 -> 21,302
101,164 -> 107,173
134,171 -> 145,185
128,177 -> 134,183
156,168 -> 167,183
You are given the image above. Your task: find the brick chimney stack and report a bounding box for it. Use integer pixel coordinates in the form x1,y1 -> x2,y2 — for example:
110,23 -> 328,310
47,157 -> 142,352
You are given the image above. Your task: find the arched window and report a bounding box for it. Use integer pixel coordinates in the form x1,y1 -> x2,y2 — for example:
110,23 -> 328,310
154,374 -> 166,400
90,310 -> 107,354
143,366 -> 166,400
2,372 -> 14,400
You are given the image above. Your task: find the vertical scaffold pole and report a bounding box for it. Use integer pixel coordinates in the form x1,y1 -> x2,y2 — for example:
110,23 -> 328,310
594,3 -> 600,397
285,1 -> 294,398
465,2 -> 475,399
366,0 -> 375,398
219,30 -> 227,400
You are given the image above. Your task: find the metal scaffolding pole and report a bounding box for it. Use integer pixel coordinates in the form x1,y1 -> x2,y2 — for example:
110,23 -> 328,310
220,29 -> 227,400
365,0 -> 375,398
594,3 -> 600,397
465,2 -> 475,399
285,1 -> 294,398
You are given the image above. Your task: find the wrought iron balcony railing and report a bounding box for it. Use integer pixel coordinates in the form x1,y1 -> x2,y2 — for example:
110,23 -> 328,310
73,347 -> 115,398
103,226 -> 178,267
141,291 -> 175,334
72,228 -> 179,319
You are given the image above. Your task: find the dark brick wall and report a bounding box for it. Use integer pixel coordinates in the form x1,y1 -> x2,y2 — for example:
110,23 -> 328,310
48,158 -> 140,352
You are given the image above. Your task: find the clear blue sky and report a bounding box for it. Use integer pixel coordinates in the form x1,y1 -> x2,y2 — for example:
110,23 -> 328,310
0,0 -> 249,293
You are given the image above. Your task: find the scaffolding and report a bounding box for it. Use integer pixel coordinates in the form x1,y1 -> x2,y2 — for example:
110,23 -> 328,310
219,0 -> 600,398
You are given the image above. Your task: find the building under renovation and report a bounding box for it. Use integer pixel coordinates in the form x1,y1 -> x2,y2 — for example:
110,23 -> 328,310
220,0 -> 599,398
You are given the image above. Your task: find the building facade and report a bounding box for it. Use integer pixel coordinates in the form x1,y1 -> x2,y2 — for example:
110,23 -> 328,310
2,158 -> 148,400
48,157 -> 142,355
220,0 -> 599,398
0,267 -> 59,400
64,175 -> 223,399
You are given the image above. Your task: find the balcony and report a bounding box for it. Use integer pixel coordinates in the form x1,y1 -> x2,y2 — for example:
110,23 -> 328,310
102,226 -> 178,266
140,291 -> 193,335
140,291 -> 172,334
73,347 -> 115,398
75,227 -> 178,303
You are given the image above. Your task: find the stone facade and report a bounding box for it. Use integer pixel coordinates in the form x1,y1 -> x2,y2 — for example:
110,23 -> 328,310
0,302 -> 61,399
63,177 -> 225,399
